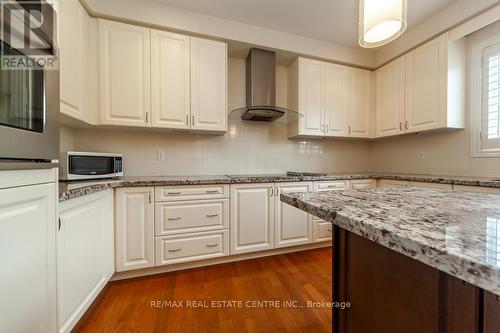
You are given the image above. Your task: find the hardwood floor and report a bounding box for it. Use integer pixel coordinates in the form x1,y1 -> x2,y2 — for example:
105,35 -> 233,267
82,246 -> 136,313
74,248 -> 332,333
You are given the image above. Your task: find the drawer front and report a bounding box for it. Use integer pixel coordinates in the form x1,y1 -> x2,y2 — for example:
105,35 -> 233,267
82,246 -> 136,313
155,230 -> 229,266
314,181 -> 348,192
155,184 -> 229,201
350,179 -> 376,189
410,181 -> 452,190
155,199 -> 229,236
377,179 -> 410,187
313,221 -> 333,242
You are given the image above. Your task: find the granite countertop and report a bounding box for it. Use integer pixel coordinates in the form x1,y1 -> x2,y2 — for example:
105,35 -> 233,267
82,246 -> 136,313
59,172 -> 500,202
280,187 -> 500,295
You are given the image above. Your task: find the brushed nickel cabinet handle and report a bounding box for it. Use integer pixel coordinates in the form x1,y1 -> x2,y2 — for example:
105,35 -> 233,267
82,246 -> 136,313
146,112 -> 149,123
328,229 -> 332,232
405,121 -> 409,130
327,185 -> 338,188
399,122 -> 403,131
167,217 -> 182,221
275,186 -> 279,196
167,192 -> 182,195
270,187 -> 274,197
192,115 -> 195,125
168,248 -> 181,252
325,125 -> 329,133
348,126 -> 351,135
206,214 -> 219,218
206,243 -> 218,248
206,190 -> 219,193
186,115 -> 189,126
321,124 -> 325,133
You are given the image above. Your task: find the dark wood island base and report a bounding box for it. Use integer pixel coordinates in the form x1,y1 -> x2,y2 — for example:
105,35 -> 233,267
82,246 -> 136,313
333,227 -> 500,333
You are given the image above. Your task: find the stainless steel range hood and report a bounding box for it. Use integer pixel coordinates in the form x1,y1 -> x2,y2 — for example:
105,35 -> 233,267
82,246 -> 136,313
229,48 -> 302,123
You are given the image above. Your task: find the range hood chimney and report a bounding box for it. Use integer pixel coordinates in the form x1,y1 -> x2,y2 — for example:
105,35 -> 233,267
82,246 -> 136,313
229,48 -> 302,123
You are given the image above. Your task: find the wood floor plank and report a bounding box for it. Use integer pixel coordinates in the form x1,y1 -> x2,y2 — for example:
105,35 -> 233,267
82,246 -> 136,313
74,248 -> 332,333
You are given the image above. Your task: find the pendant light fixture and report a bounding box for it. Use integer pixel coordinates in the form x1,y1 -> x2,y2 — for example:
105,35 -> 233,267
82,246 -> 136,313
359,0 -> 408,48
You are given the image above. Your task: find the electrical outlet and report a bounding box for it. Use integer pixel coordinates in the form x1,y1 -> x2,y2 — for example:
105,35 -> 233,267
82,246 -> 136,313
157,151 -> 165,161
416,152 -> 426,160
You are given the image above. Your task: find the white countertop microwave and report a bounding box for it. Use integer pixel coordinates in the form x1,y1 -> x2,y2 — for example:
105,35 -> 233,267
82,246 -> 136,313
60,151 -> 123,180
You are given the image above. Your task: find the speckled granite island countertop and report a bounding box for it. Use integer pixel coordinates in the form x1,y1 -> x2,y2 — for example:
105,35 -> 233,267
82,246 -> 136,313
281,187 -> 500,296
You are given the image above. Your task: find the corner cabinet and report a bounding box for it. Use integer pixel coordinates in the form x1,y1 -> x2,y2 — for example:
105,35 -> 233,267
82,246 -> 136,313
115,187 -> 155,271
288,57 -> 373,139
57,190 -> 114,333
375,33 -> 465,138
98,19 -> 227,133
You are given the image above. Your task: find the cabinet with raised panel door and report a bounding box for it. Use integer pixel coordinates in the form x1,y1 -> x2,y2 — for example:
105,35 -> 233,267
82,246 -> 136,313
375,33 -> 465,138
311,180 -> 348,242
99,19 -> 227,132
288,57 -> 373,138
114,187 -> 155,271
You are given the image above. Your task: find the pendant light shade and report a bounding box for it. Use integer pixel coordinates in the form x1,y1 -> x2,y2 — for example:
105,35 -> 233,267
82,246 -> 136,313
359,0 -> 407,48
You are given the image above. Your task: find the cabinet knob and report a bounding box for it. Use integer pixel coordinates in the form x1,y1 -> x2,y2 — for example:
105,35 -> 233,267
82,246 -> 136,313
206,243 -> 219,248
168,248 -> 181,252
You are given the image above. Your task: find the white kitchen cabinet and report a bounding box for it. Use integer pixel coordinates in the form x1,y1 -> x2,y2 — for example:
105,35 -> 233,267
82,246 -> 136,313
230,183 -> 275,254
374,33 -> 465,138
57,190 -> 114,333
99,20 -> 151,127
375,57 -> 406,137
453,185 -> 500,194
313,221 -> 333,243
0,170 -> 57,333
288,57 -> 373,138
348,68 -> 372,138
410,181 -> 452,190
151,30 -> 191,129
377,179 -> 410,187
325,63 -> 349,136
274,182 -> 313,248
349,179 -> 376,189
115,187 -> 155,271
59,0 -> 88,122
190,37 -> 227,132
311,180 -> 346,243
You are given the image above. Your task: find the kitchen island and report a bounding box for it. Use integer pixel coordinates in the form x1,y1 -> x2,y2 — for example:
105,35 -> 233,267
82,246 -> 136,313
281,187 -> 500,333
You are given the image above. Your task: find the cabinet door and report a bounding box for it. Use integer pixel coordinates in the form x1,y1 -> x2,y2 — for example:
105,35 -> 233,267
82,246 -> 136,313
376,57 -> 405,137
0,183 -> 56,333
190,37 -> 227,132
348,68 -> 372,138
115,187 -> 154,271
299,58 -> 325,136
99,20 -> 151,127
325,63 -> 349,137
405,35 -> 447,133
230,184 -> 274,254
59,0 -> 88,121
57,190 -> 114,333
275,183 -> 313,248
151,31 -> 190,129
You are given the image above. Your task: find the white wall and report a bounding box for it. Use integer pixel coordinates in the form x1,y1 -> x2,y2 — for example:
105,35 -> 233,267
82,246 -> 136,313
61,58 -> 372,176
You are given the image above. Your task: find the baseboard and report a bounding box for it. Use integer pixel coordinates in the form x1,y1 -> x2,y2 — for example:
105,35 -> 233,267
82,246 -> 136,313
111,241 -> 332,281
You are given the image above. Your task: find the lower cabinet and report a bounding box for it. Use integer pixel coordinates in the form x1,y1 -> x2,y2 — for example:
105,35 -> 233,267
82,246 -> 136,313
313,221 -> 333,242
230,182 -> 314,254
115,187 -> 155,272
230,183 -> 275,254
349,179 -> 376,189
155,230 -> 229,266
275,182 -> 313,248
57,189 -> 114,333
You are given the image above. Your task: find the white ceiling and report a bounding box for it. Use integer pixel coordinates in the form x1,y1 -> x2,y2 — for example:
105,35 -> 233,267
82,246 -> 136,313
151,0 -> 457,48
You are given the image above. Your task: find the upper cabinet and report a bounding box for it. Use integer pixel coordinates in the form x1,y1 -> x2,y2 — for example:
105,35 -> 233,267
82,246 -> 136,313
375,34 -> 465,138
151,31 -> 191,129
288,57 -> 373,138
190,37 -> 227,132
99,20 -> 151,127
59,0 -> 100,124
98,19 -> 227,133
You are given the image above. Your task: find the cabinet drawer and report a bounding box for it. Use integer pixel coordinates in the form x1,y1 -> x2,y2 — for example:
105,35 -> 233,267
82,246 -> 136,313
155,199 -> 228,236
350,179 -> 376,189
155,184 -> 229,201
313,221 -> 333,242
155,230 -> 229,266
377,179 -> 410,187
314,181 -> 348,192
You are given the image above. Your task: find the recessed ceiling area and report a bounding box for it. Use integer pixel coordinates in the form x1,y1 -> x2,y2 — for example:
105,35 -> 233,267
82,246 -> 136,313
151,0 -> 457,48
